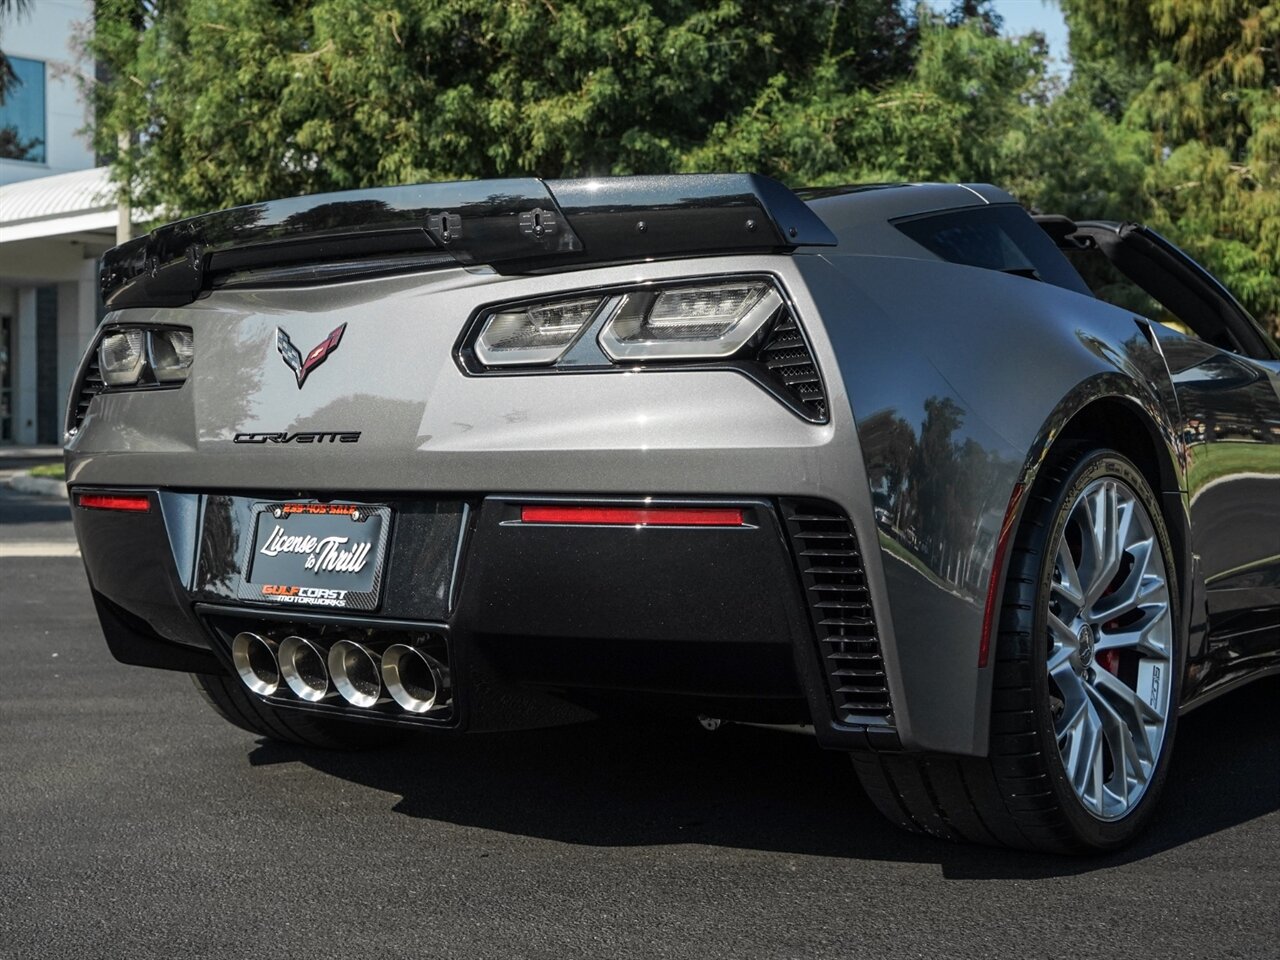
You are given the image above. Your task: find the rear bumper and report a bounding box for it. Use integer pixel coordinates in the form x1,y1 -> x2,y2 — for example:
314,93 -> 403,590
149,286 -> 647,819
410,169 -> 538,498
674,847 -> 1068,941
64,254 -> 1010,758
71,487 -> 901,751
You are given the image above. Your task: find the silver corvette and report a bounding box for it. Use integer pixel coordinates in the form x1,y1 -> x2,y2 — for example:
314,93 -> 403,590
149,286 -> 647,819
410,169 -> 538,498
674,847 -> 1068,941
67,175 -> 1280,853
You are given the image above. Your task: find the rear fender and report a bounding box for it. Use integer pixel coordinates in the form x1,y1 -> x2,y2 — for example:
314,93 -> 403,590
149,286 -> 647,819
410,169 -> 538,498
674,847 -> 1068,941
798,253 -> 1186,755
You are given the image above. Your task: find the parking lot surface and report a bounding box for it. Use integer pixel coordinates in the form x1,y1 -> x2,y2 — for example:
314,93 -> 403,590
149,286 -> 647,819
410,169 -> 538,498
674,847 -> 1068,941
1,484 -> 1277,959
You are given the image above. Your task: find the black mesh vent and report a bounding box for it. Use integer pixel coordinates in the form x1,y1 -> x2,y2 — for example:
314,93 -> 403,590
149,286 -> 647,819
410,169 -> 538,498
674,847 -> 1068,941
758,312 -> 827,422
68,355 -> 105,434
781,499 -> 892,721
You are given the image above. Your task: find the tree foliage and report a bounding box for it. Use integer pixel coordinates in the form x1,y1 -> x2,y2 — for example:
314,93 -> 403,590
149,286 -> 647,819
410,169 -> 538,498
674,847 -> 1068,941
89,0 -> 922,210
85,0 -> 1278,335
1055,0 -> 1280,334
88,1 -> 1005,208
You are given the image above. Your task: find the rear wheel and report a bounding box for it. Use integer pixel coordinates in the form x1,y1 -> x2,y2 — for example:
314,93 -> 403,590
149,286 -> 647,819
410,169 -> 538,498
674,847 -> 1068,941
192,672 -> 404,750
852,447 -> 1182,853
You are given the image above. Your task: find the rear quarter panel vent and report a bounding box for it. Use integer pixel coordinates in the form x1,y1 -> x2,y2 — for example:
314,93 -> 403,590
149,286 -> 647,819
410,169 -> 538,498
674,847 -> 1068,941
68,355 -> 104,434
781,498 -> 893,723
758,312 -> 827,422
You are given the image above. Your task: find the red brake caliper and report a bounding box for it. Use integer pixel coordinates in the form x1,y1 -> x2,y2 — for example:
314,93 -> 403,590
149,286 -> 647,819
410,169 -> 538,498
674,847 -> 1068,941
1098,597 -> 1121,674
1098,574 -> 1122,675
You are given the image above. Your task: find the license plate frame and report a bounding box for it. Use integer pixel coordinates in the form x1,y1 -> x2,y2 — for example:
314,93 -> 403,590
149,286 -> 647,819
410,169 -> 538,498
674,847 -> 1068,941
238,501 -> 393,611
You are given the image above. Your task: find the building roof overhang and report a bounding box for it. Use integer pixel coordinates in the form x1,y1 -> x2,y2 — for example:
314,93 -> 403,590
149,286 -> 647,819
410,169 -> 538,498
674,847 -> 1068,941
0,166 -> 116,243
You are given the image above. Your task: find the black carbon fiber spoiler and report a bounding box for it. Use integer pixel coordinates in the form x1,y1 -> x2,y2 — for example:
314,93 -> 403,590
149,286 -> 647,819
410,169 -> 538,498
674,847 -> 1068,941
100,174 -> 837,310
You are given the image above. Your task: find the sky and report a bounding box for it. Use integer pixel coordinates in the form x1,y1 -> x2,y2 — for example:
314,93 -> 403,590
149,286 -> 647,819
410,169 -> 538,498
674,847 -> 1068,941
991,0 -> 1071,74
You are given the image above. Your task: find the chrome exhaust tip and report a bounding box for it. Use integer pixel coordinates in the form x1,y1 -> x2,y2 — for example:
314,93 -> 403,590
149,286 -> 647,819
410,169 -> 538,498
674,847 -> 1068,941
382,644 -> 451,713
231,631 -> 280,696
328,640 -> 384,708
278,635 -> 330,702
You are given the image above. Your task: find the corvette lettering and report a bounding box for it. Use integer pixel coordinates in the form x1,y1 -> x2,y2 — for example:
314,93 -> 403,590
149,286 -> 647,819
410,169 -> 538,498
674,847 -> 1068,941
258,525 -> 373,575
233,431 -> 361,444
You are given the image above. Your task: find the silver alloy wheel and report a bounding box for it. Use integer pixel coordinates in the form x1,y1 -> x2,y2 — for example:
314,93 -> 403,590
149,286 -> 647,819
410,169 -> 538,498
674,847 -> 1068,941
1047,476 -> 1173,821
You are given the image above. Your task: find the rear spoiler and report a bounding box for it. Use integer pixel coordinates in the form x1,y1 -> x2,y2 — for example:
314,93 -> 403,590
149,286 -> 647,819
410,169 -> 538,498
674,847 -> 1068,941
100,174 -> 837,310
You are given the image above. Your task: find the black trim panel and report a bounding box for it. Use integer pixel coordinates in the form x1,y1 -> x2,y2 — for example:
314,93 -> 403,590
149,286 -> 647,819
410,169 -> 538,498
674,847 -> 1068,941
195,495 -> 466,621
100,174 -> 837,309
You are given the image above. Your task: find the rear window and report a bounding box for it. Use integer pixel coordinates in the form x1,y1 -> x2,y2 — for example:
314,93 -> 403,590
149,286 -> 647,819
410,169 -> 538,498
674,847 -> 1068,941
894,205 -> 1090,295
1063,249 -> 1164,318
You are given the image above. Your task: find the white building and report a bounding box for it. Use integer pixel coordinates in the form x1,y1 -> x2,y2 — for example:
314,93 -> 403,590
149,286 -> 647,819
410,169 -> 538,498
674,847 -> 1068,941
0,0 -> 118,445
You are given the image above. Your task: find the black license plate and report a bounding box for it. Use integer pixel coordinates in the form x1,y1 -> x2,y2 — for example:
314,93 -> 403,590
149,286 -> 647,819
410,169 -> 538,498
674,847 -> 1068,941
239,502 -> 392,611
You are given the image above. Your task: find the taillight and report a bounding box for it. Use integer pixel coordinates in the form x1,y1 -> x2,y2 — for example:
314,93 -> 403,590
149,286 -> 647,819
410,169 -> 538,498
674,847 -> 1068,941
597,281 -> 781,360
147,328 -> 195,382
99,330 -> 148,386
474,297 -> 603,366
520,504 -> 744,527
466,278 -> 787,367
460,275 -> 827,423
76,492 -> 152,513
96,325 -> 194,388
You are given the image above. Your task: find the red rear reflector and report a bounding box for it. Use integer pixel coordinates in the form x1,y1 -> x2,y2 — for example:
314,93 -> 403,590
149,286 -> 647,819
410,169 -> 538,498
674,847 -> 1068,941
520,505 -> 744,527
978,482 -> 1024,668
77,493 -> 152,513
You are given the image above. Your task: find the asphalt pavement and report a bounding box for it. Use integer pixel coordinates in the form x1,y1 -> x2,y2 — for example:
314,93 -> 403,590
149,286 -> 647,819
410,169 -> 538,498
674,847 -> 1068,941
0,483 -> 1277,960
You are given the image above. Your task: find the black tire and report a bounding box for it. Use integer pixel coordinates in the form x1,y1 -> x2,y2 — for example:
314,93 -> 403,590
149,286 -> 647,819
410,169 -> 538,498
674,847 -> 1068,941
852,447 -> 1184,853
192,672 -> 405,750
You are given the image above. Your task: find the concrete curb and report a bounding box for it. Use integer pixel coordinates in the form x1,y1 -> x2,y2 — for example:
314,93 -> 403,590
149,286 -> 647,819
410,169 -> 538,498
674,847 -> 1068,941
7,474 -> 69,499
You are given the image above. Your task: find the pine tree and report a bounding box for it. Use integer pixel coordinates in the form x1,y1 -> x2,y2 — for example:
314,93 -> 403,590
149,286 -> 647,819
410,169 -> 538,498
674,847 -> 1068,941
1060,0 -> 1280,335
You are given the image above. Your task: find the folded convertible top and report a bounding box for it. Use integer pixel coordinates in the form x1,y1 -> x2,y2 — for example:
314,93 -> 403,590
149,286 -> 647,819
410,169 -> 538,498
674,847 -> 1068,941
100,174 -> 838,310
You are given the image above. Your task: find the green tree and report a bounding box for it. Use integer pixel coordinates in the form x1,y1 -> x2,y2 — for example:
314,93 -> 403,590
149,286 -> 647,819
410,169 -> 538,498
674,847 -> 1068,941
88,0 -> 940,214
682,11 -> 1046,186
1058,0 -> 1280,336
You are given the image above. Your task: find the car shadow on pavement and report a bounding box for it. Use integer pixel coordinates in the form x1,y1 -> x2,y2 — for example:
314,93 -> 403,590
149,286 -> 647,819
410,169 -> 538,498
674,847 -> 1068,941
250,675 -> 1279,879
0,490 -> 71,526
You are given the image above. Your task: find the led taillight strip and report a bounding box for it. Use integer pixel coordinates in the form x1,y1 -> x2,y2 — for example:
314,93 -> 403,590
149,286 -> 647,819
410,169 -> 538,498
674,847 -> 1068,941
520,505 -> 744,527
77,492 -> 152,513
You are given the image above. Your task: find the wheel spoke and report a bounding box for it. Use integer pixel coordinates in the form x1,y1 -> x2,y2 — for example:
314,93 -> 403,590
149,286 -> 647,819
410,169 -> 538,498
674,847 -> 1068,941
1093,577 -> 1168,626
1052,538 -> 1086,614
1068,701 -> 1106,815
1060,701 -> 1087,777
1053,670 -> 1089,739
1048,611 -> 1078,650
1096,602 -> 1170,657
1093,689 -> 1129,809
1077,483 -> 1125,609
1089,482 -> 1125,606
1076,490 -> 1106,600
1091,537 -> 1159,621
1048,614 -> 1084,708
1047,640 -> 1076,678
1114,494 -> 1137,555
1093,668 -> 1164,742
1087,681 -> 1150,805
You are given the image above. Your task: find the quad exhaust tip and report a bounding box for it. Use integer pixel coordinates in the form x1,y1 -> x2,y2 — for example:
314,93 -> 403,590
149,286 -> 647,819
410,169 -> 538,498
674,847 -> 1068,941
231,631 -> 280,696
230,631 -> 450,715
382,644 -> 451,713
328,640 -> 385,708
278,635 -> 330,702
